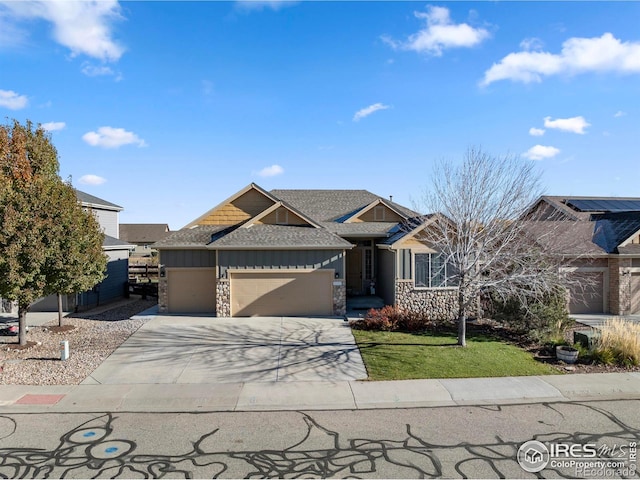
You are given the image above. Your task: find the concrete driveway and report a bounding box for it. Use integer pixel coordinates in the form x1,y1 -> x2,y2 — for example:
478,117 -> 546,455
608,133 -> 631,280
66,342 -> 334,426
83,316 -> 368,385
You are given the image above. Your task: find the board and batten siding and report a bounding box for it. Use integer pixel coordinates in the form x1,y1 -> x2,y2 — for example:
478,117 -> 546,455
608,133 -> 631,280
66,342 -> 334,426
160,250 -> 217,268
77,249 -> 129,309
398,249 -> 412,280
219,250 -> 344,278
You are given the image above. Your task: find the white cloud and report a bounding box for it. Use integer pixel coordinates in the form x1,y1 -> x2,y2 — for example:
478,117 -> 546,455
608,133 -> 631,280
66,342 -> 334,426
529,127 -> 545,137
353,103 -> 390,122
81,63 -> 121,80
0,89 -> 28,109
255,164 -> 284,177
614,110 -> 626,117
544,115 -> 590,134
382,5 -> 490,56
520,37 -> 544,51
482,33 -> 640,86
41,121 -> 66,131
79,174 -> 106,185
82,126 -> 146,149
523,145 -> 560,160
235,1 -> 298,11
1,0 -> 124,62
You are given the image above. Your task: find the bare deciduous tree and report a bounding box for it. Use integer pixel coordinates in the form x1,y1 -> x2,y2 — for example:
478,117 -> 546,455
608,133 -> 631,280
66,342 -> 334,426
417,147 -> 571,346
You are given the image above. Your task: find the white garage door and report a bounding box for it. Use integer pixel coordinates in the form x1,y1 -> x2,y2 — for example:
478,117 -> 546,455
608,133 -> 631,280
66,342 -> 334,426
167,268 -> 216,313
231,270 -> 333,317
568,272 -> 604,314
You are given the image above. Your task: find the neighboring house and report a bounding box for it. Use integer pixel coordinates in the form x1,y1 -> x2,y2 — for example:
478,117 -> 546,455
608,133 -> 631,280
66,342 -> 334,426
527,196 -> 640,315
120,223 -> 170,257
28,190 -> 134,312
155,183 -> 458,318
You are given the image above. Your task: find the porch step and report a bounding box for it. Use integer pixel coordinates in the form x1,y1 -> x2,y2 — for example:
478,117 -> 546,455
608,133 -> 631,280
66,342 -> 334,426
347,295 -> 385,311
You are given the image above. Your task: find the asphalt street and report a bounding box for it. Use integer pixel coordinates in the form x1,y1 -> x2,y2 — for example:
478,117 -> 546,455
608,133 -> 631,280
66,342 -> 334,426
1,399 -> 639,478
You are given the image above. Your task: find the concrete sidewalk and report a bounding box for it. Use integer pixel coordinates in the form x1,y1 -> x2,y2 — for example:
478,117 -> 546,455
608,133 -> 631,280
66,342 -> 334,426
2,372 -> 640,413
3,306 -> 640,413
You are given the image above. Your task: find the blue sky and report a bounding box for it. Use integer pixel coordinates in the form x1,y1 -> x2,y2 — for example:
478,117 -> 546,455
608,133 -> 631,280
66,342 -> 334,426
1,1 -> 639,229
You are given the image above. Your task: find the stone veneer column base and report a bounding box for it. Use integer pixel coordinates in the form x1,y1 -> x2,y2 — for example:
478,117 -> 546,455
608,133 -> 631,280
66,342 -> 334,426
333,281 -> 346,316
216,280 -> 231,317
158,277 -> 168,313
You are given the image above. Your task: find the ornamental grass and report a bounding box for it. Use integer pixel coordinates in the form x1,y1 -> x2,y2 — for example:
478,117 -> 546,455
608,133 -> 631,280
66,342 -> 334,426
592,318 -> 640,367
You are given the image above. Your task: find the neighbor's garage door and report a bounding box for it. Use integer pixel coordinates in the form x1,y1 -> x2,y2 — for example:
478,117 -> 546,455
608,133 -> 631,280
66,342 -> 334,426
230,270 -> 333,317
167,268 -> 216,313
631,273 -> 640,314
568,272 -> 604,314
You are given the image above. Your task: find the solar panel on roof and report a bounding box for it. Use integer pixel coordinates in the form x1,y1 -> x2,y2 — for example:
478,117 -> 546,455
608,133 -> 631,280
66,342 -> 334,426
566,199 -> 640,213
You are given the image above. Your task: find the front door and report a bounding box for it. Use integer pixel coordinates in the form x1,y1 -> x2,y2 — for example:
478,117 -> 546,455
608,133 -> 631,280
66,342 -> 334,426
347,248 -> 363,294
346,240 -> 374,295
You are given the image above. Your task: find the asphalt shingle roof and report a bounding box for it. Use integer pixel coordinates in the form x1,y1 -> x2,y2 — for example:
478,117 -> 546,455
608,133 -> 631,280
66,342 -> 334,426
533,196 -> 640,255
76,190 -> 123,210
524,221 -> 607,256
103,235 -> 134,249
120,224 -> 170,244
209,224 -> 353,249
154,225 -> 234,248
321,221 -> 401,237
270,189 -> 418,222
157,187 -> 426,249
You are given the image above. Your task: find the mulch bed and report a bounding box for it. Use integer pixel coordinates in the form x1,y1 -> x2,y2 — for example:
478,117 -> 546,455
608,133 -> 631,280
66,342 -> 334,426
467,321 -> 640,375
44,325 -> 76,334
5,341 -> 37,351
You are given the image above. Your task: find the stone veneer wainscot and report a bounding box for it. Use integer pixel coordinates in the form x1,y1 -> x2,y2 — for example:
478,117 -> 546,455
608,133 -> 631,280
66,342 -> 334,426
395,280 -> 457,321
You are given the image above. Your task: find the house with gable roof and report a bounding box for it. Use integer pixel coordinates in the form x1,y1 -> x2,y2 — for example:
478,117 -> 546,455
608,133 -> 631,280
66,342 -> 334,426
527,196 -> 640,315
154,183 -> 459,318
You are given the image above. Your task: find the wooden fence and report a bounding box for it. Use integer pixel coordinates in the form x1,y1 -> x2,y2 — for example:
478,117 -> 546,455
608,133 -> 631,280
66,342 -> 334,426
129,264 -> 159,280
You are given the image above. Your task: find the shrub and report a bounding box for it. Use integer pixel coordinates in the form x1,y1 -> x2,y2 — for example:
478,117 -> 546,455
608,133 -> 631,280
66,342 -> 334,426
353,305 -> 400,331
490,291 -> 572,343
350,305 -> 434,332
592,318 -> 640,367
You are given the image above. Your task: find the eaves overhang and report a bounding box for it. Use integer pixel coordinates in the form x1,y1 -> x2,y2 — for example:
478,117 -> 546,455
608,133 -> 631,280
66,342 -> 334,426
205,245 -> 354,251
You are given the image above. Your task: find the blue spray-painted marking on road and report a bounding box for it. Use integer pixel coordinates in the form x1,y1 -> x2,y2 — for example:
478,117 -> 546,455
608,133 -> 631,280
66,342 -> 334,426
105,447 -> 118,453
83,432 -> 96,437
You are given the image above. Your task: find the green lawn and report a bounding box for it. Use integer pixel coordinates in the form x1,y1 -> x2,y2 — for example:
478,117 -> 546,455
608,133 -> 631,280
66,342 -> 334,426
352,329 -> 561,380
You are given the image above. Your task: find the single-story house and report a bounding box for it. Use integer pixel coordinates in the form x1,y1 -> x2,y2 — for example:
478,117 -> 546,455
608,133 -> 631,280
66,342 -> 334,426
154,183 -> 458,318
527,196 -> 640,315
3,190 -> 134,313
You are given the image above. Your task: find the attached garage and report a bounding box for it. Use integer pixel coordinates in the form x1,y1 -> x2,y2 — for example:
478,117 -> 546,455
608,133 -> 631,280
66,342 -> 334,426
230,270 -> 333,317
568,271 -> 605,314
167,268 -> 216,313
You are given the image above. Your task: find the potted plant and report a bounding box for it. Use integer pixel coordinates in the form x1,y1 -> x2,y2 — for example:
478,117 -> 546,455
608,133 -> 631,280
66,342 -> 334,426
556,345 -> 579,364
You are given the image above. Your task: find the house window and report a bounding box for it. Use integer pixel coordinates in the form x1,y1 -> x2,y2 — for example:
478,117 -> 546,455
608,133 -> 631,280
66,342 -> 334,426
364,249 -> 373,280
415,253 -> 457,288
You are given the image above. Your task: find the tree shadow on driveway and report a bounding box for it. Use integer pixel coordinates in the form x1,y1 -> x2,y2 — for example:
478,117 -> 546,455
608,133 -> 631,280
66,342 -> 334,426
85,317 -> 368,384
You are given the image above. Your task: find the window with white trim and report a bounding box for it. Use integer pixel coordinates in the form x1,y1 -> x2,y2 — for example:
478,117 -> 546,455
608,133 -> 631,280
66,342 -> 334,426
415,253 -> 457,288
